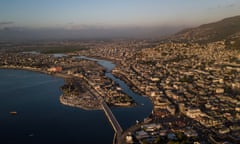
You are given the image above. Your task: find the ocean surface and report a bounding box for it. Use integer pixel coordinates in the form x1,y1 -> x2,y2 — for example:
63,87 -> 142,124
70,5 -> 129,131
0,69 -> 113,144
0,58 -> 152,144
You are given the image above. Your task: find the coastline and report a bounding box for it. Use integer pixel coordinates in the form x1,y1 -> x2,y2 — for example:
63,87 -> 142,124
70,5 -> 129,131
0,65 -> 70,79
59,95 -> 102,110
0,67 -> 115,144
0,66 -> 103,110
0,65 -> 48,75
1,56 -> 154,144
0,65 -> 138,110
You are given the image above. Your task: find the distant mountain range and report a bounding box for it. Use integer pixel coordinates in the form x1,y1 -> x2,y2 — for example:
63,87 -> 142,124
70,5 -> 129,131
169,15 -> 240,48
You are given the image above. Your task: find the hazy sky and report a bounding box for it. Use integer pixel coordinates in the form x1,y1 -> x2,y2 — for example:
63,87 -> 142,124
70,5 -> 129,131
0,0 -> 240,40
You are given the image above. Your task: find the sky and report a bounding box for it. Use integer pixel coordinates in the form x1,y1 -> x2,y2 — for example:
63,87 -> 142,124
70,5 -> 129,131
0,0 -> 240,40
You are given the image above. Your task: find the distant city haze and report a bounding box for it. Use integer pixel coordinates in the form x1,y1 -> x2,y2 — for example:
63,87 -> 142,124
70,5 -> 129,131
0,0 -> 240,40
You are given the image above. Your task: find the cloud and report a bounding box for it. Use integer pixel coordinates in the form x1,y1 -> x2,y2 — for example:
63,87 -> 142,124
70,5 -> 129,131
64,23 -> 96,30
63,22 -> 110,30
0,21 -> 14,30
0,25 -> 184,41
0,21 -> 14,26
228,4 -> 235,7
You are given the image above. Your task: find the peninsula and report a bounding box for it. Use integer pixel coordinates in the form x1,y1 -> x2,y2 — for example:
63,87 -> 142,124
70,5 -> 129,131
1,15 -> 240,144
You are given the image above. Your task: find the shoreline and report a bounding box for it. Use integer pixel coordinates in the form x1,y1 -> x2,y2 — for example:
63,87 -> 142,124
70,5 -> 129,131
0,56 -> 154,144
0,65 -> 137,110
0,66 -> 101,110
59,94 -> 102,111
0,65 -> 70,79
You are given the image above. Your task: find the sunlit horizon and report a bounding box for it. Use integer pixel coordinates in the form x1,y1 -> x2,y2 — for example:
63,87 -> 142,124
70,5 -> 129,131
0,0 -> 240,40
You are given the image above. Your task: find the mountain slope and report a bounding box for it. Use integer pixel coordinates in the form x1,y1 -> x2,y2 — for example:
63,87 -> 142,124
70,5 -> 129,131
170,15 -> 240,44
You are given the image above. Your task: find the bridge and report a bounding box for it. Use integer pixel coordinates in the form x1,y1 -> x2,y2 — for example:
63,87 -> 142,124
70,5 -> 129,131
102,101 -> 123,135
82,76 -> 123,143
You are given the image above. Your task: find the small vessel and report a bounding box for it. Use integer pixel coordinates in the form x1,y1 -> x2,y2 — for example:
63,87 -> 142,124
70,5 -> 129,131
28,133 -> 34,137
9,111 -> 17,115
136,120 -> 139,124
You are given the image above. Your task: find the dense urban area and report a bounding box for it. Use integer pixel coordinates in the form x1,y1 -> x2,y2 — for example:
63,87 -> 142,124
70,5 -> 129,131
1,16 -> 240,144
76,40 -> 240,144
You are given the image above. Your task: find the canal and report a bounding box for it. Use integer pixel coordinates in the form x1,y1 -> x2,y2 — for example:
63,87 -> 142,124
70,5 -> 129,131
77,56 -> 153,130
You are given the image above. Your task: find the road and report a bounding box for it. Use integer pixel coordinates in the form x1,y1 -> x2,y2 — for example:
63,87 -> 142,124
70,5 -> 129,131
102,101 -> 123,135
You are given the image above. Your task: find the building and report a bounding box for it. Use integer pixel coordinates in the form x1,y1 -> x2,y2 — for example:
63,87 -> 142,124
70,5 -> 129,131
48,66 -> 62,72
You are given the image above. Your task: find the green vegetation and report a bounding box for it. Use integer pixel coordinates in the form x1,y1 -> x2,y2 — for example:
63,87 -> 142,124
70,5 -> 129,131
61,79 -> 87,94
